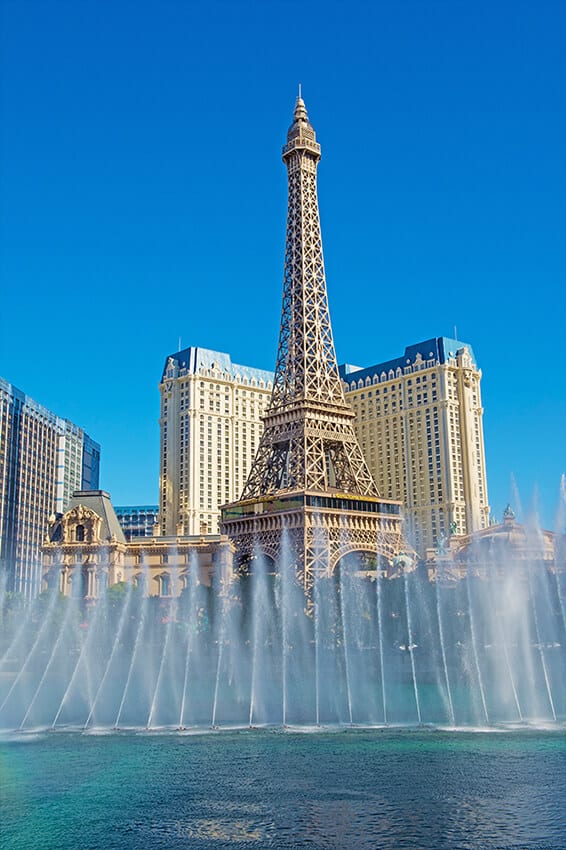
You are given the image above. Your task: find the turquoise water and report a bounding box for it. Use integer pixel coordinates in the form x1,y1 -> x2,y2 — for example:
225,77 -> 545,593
1,728 -> 565,849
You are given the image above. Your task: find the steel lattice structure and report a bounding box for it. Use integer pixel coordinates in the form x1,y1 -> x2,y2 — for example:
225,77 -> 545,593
242,95 -> 376,499
221,95 -> 412,589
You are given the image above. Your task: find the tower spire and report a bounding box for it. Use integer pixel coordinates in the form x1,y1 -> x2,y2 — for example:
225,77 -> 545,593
240,96 -> 377,498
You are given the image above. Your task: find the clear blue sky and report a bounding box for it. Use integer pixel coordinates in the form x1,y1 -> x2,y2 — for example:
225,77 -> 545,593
1,0 -> 565,529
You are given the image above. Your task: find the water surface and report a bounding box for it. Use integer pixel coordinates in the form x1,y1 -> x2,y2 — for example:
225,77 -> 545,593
1,728 -> 565,849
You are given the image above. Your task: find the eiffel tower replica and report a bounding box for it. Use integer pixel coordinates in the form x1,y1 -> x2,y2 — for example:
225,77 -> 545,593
221,93 -> 410,590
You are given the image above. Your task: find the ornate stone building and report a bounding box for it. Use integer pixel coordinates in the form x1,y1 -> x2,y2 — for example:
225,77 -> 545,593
425,505 -> 563,581
42,490 -> 234,599
42,491 -> 127,598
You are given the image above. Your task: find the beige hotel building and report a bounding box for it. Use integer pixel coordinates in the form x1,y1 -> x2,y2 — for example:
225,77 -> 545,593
159,348 -> 273,536
159,338 -> 489,556
340,337 -> 490,555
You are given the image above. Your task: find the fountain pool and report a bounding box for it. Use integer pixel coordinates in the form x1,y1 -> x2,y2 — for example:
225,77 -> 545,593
2,727 -> 566,850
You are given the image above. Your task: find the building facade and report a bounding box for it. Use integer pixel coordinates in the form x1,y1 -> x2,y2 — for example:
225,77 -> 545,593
42,491 -> 127,598
42,490 -> 234,599
115,505 -> 159,540
0,377 -> 100,597
340,338 -> 490,555
159,348 -> 272,536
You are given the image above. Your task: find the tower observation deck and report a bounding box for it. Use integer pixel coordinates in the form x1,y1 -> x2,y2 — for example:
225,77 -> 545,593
221,95 -> 411,589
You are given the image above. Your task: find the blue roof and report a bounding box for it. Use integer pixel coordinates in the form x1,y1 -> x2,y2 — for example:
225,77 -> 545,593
162,347 -> 274,384
338,337 -> 477,384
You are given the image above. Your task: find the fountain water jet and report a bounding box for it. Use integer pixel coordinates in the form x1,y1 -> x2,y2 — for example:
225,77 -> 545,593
84,579 -> 135,729
1,516 -> 565,733
433,576 -> 455,726
114,561 -> 151,728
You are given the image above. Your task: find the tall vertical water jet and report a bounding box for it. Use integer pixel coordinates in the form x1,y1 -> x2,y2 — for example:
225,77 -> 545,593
247,560 -> 259,728
114,561 -> 151,728
463,573 -> 489,725
375,562 -> 387,725
247,550 -> 278,726
147,554 -> 185,728
401,568 -> 421,724
433,575 -> 455,726
147,594 -> 177,728
277,530 -> 291,727
178,550 -> 201,728
272,528 -> 316,726
525,559 -> 556,721
84,579 -> 134,728
552,476 -> 566,638
210,561 -> 240,728
493,587 -> 523,723
334,544 -> 384,725
311,517 -> 327,726
51,585 -> 109,728
312,571 -> 321,726
337,552 -> 354,725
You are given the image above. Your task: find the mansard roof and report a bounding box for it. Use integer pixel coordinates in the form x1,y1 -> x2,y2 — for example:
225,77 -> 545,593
161,346 -> 274,385
339,337 -> 477,384
65,490 -> 126,544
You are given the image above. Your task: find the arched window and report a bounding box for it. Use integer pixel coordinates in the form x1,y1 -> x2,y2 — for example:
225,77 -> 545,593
75,525 -> 85,542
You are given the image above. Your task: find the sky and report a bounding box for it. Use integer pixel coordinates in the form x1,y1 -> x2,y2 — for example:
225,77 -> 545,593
1,0 -> 565,529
